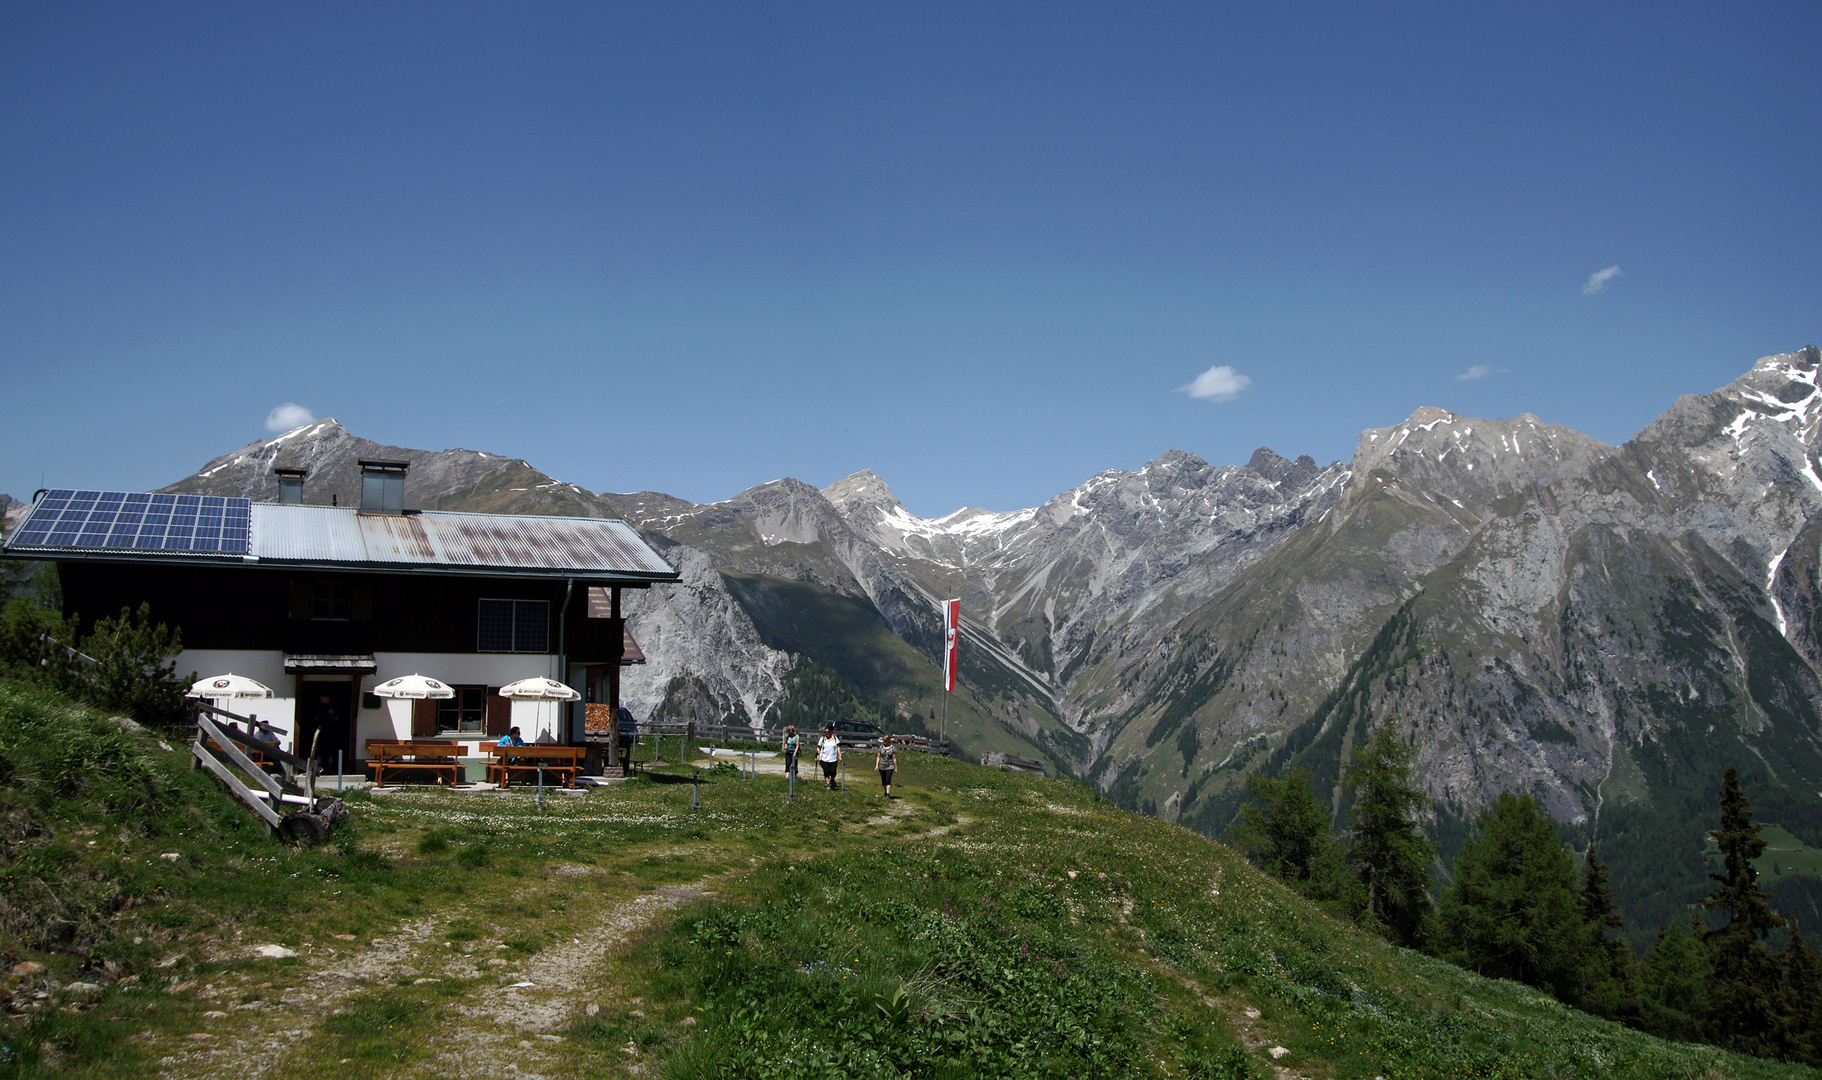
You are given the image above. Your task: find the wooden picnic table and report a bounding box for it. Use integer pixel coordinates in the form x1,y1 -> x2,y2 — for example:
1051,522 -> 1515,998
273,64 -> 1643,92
365,740 -> 463,787
485,744 -> 585,789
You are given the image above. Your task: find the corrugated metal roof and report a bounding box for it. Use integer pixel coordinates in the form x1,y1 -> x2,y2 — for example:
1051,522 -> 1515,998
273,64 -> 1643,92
248,504 -> 676,578
2,497 -> 677,582
249,504 -> 367,562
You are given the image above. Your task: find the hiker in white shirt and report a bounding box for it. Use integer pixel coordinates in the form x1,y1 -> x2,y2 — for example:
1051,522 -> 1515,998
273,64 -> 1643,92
816,724 -> 842,790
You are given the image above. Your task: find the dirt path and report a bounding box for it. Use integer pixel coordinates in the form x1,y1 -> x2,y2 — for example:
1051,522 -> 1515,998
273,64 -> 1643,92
147,869 -> 714,1080
143,785 -> 964,1078
432,880 -> 710,1079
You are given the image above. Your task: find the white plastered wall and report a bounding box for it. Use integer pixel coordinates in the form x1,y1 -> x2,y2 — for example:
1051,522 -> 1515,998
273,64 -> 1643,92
176,649 -> 563,759
510,699 -> 565,743
175,649 -> 297,746
368,653 -> 561,757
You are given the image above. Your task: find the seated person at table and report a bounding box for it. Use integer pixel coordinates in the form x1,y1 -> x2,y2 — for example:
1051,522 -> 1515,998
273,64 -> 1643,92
497,726 -> 525,762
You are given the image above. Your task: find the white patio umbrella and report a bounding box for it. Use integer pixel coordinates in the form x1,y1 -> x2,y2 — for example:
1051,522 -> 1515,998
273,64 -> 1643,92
186,673 -> 274,699
497,677 -> 581,701
371,674 -> 455,699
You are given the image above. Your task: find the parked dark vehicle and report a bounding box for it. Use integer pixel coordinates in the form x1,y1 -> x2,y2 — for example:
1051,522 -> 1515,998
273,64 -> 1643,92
832,718 -> 884,744
615,705 -> 643,753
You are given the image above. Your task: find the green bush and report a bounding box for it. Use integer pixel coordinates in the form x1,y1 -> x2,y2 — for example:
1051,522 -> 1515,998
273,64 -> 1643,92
0,600 -> 189,730
78,604 -> 188,729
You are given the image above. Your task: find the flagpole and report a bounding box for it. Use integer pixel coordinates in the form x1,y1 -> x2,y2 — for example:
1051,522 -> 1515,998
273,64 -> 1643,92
940,598 -> 958,756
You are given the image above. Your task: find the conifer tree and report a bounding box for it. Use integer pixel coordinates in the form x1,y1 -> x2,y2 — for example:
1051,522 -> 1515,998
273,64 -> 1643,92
1231,766 -> 1331,886
1779,926 -> 1822,1065
1578,841 -> 1640,1020
1640,918 -> 1711,1042
1343,719 -> 1434,947
1433,792 -> 1583,998
1701,767 -> 1785,1057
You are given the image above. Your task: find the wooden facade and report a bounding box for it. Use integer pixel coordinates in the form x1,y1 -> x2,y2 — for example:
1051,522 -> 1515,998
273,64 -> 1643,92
60,562 -> 627,664
56,560 -> 639,770
7,483 -> 676,775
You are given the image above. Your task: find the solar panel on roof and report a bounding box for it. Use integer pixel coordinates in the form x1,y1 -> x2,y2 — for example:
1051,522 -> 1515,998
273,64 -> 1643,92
6,490 -> 251,555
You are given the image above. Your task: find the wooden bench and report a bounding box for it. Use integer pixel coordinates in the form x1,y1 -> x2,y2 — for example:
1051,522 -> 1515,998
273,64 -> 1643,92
485,744 -> 585,789
365,740 -> 462,787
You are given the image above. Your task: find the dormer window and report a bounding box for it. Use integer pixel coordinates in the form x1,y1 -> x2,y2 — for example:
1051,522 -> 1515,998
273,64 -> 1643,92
274,466 -> 307,505
359,459 -> 408,514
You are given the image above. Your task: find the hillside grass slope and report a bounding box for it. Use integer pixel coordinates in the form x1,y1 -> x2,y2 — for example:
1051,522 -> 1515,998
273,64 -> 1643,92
0,679 -> 1813,1079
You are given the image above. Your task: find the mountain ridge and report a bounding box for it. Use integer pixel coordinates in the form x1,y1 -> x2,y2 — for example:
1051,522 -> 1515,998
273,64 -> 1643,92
19,345 -> 1822,941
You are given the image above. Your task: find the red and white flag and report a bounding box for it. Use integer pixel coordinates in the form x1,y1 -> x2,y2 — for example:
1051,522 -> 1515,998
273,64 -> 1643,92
942,598 -> 961,692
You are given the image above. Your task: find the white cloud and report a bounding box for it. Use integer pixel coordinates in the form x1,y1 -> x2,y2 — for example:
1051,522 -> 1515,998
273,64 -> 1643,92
264,403 -> 316,432
1582,265 -> 1622,295
1180,365 -> 1252,402
1456,364 -> 1492,381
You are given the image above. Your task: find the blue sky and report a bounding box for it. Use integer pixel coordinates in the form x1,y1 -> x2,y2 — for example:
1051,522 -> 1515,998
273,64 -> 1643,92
3,3 -> 1817,516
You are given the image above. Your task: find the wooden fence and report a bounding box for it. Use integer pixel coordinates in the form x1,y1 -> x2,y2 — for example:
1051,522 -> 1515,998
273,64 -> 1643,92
980,751 -> 1047,777
188,701 -> 345,841
621,721 -> 949,756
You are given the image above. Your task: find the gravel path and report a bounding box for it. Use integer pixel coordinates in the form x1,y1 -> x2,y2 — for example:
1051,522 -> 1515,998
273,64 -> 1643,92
148,870 -> 711,1079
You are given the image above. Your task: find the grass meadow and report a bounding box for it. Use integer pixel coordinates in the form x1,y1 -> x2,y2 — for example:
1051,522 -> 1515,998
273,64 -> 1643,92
1,679 -> 1816,1078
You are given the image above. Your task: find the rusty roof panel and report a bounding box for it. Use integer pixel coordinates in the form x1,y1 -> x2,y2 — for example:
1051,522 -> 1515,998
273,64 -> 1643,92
8,497 -> 676,581
245,503 -> 675,579
359,512 -> 437,562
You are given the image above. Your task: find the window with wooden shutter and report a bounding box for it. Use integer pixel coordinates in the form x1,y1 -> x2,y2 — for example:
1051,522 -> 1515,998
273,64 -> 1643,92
434,687 -> 489,734
485,693 -> 511,738
412,698 -> 437,737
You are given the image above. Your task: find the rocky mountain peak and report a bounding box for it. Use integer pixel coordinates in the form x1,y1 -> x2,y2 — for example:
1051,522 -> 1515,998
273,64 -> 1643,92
162,419 -> 608,518
821,469 -> 906,519
1244,447 -> 1320,487
1349,406 -> 1609,509
1709,347 -> 1822,449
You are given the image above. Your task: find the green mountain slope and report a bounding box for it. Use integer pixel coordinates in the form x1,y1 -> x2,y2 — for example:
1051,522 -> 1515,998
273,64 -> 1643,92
3,679 -> 1813,1078
721,570 -> 1076,767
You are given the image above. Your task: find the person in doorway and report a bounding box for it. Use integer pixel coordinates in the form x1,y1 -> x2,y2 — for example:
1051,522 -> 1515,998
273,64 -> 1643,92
875,734 -> 897,798
781,725 -> 800,780
816,724 -> 842,790
311,693 -> 346,772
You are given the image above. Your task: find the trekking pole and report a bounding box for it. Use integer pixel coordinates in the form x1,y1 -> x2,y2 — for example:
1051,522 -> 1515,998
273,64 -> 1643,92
337,750 -> 344,793
537,764 -> 546,812
691,767 -> 701,810
840,755 -> 846,793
